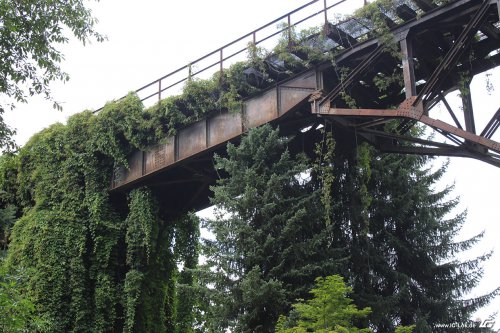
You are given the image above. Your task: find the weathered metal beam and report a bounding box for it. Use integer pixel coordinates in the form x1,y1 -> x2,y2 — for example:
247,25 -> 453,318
401,37 -> 417,98
378,144 -> 500,167
420,115 -> 500,152
317,45 -> 385,112
357,127 -> 461,148
481,107 -> 500,138
438,92 -> 463,129
111,70 -> 318,190
316,96 -> 500,154
111,0 -> 500,192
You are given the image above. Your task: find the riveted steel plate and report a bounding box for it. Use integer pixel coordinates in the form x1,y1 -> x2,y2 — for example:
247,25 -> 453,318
208,112 -> 243,147
244,89 -> 278,129
178,120 -> 207,160
144,139 -> 175,175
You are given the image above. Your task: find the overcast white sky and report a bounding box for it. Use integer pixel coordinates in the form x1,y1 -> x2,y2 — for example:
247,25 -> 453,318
4,0 -> 499,327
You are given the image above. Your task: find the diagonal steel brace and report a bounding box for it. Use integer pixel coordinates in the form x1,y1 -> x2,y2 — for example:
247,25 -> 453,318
315,45 -> 385,113
414,0 -> 492,106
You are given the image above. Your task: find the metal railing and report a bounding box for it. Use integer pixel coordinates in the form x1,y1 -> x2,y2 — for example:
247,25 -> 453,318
95,0 -> 358,112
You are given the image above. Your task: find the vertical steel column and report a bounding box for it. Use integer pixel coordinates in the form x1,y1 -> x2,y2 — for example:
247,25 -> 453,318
461,83 -> 476,134
401,37 -> 416,98
220,49 -> 224,79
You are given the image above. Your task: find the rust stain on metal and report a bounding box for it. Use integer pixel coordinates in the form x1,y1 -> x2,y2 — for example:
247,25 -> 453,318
178,120 -> 207,160
208,112 -> 243,147
280,87 -> 315,115
113,150 -> 143,188
419,115 -> 500,153
285,71 -> 317,89
244,89 -> 278,129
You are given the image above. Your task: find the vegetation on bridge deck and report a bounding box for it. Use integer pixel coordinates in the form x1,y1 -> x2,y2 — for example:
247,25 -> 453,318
1,0 -> 499,332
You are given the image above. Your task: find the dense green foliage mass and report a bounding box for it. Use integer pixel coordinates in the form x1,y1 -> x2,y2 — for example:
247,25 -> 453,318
0,261 -> 44,332
0,94 -> 201,332
324,135 -> 500,332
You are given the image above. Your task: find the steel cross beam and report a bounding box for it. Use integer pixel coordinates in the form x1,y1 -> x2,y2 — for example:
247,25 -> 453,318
316,98 -> 500,167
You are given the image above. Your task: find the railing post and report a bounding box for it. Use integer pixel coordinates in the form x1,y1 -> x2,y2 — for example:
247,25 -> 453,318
220,48 -> 223,76
324,0 -> 328,24
497,0 -> 500,21
287,15 -> 292,45
158,80 -> 162,101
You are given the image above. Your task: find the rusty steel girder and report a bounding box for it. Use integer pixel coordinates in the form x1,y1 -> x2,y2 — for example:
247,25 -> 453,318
112,71 -> 319,190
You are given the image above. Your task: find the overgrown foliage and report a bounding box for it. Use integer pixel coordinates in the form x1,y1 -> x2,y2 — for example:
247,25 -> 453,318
0,260 -> 44,332
201,122 -> 498,332
0,94 -> 200,332
0,0 -> 497,331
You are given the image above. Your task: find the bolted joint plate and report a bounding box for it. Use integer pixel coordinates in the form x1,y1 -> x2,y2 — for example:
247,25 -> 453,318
396,97 -> 424,119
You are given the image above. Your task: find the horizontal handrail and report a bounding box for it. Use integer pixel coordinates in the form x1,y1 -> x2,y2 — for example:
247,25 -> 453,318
94,0 -> 354,113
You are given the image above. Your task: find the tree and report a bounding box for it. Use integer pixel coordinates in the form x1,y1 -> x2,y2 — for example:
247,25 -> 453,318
323,129 -> 499,333
355,149 -> 500,332
275,275 -> 371,333
203,122 -> 498,333
2,95 -> 201,332
201,124 -> 344,332
0,0 -> 105,148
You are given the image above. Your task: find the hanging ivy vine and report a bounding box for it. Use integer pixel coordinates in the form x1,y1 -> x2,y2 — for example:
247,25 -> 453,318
0,93 -> 201,332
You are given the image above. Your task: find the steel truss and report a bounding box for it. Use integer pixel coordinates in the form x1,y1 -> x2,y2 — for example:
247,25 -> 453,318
312,0 -> 500,167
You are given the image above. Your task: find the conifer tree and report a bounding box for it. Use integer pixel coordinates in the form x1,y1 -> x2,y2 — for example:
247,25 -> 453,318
355,150 -> 499,332
325,129 -> 499,332
275,275 -> 372,333
202,124 -> 344,332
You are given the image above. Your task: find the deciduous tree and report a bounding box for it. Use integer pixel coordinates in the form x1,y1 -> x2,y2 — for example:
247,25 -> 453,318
0,0 -> 105,148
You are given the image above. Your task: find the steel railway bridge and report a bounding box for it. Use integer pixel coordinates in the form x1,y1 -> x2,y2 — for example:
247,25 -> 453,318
108,0 -> 500,212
